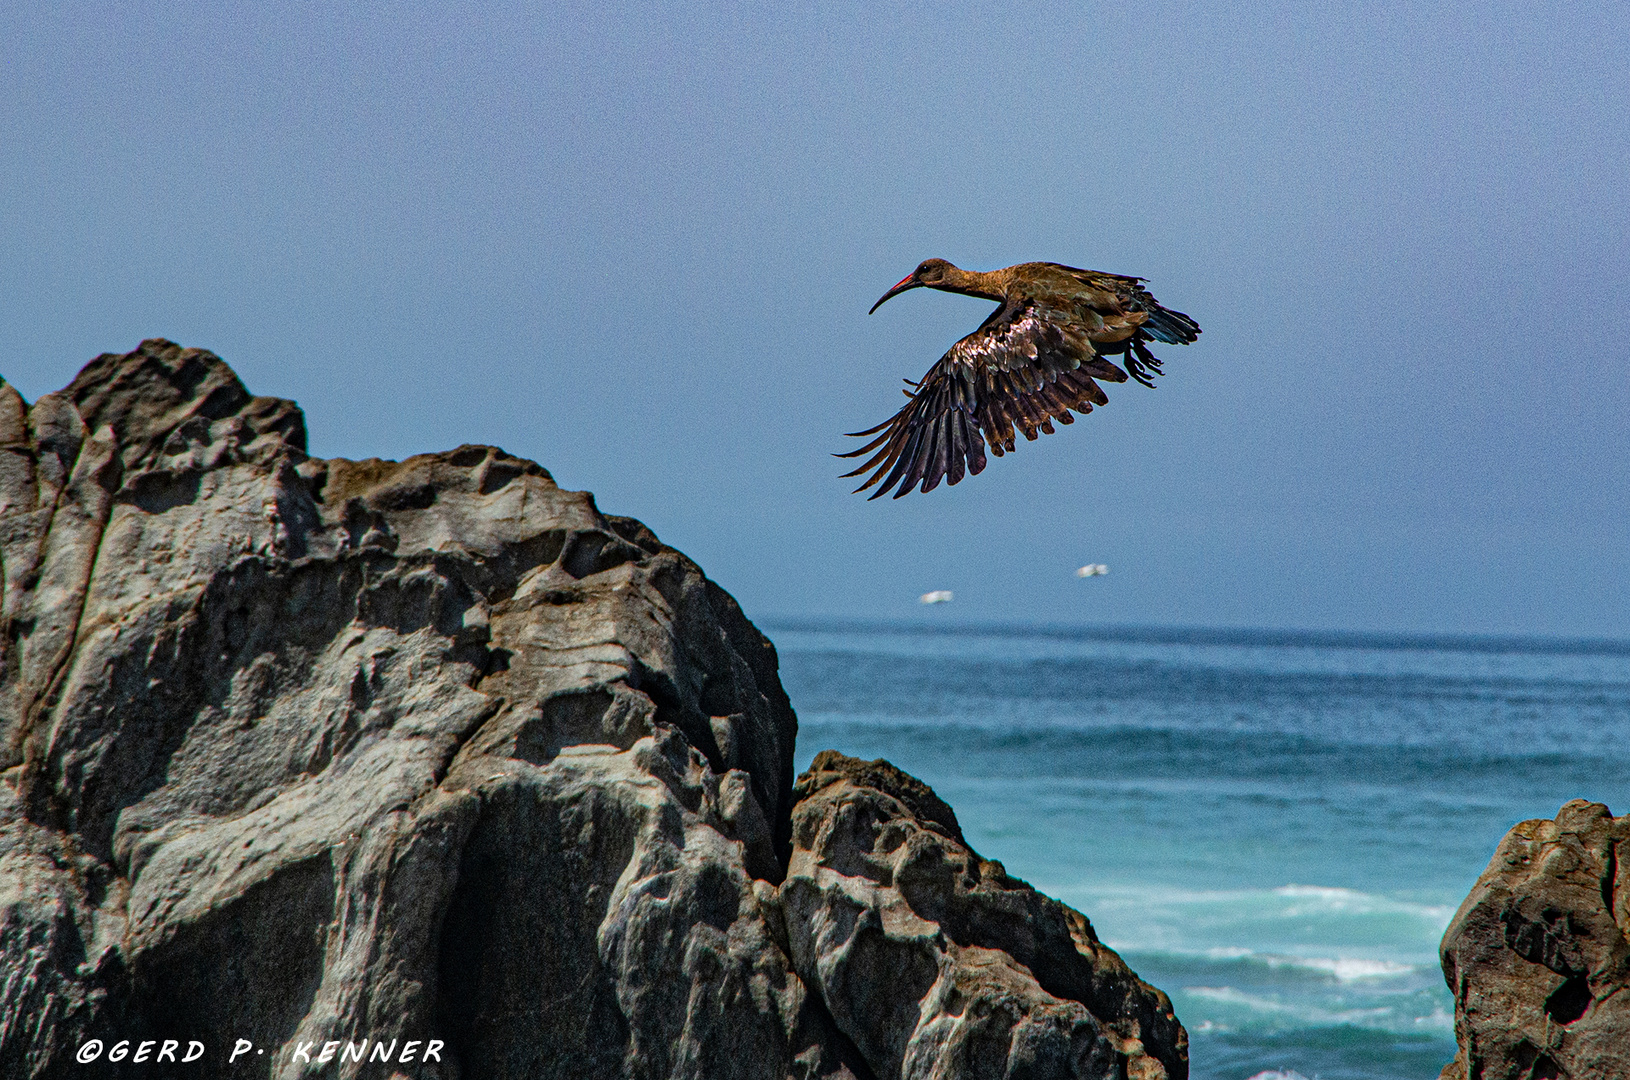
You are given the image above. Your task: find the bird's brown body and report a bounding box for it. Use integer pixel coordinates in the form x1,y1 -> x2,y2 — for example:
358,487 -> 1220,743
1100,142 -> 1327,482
841,259 -> 1199,498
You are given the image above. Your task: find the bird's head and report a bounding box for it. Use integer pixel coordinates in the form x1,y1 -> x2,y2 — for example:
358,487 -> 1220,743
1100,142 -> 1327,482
870,258 -> 956,313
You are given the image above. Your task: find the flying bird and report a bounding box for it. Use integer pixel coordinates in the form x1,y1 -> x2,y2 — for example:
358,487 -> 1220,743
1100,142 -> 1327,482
839,259 -> 1199,498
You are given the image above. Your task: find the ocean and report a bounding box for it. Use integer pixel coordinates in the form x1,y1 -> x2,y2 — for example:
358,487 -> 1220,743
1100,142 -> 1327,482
770,622 -> 1630,1080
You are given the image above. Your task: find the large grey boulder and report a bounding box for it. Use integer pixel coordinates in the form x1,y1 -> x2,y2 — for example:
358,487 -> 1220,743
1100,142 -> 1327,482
0,340 -> 1186,1080
1439,800 -> 1630,1079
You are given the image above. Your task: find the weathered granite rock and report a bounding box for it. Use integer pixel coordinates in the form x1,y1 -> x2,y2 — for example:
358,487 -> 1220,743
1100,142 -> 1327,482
1439,800 -> 1630,1080
783,752 -> 1185,1080
0,340 -> 1186,1080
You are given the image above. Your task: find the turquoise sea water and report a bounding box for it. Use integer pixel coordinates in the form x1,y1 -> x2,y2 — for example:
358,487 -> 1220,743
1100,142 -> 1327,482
772,622 -> 1630,1080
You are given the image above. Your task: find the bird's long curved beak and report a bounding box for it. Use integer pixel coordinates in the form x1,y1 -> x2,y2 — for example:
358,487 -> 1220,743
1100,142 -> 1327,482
869,273 -> 922,314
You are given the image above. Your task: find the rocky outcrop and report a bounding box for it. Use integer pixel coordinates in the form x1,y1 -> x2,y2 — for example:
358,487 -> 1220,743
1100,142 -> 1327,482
784,753 -> 1184,1080
0,340 -> 1185,1079
1439,800 -> 1630,1080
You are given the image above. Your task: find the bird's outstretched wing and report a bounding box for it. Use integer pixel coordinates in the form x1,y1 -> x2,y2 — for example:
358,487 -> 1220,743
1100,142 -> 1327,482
837,298 -> 1136,499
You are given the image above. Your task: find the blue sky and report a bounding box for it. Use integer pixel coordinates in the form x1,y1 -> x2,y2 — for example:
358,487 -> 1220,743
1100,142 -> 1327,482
3,1 -> 1626,636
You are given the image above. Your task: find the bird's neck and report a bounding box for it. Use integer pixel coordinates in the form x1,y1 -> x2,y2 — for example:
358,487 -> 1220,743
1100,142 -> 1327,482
935,266 -> 1008,303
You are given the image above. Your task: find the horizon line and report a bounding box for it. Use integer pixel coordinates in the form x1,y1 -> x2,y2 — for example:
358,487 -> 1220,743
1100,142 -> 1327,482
753,616 -> 1630,659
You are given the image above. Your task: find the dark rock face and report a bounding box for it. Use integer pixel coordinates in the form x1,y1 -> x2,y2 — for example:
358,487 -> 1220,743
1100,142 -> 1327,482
0,341 -> 1186,1080
1439,800 -> 1630,1080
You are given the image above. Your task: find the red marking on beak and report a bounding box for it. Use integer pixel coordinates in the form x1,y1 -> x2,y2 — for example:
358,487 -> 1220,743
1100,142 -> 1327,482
870,273 -> 923,314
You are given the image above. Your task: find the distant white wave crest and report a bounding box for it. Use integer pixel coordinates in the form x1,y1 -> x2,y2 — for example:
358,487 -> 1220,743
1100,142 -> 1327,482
1184,985 -> 1454,1031
1105,944 -> 1423,982
1271,954 -> 1416,981
1270,884 -> 1455,921
1057,881 -> 1456,946
1063,882 -> 1453,918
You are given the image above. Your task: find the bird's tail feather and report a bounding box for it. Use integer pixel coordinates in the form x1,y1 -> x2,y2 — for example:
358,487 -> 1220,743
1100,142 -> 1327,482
1140,302 -> 1200,346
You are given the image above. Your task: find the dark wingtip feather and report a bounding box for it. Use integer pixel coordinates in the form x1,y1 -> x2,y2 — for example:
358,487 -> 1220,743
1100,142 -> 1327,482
843,418 -> 895,438
836,425 -> 900,459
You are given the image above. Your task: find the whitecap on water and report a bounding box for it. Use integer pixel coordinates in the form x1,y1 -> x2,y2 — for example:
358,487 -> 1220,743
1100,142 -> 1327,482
1060,881 -> 1455,965
1189,986 -> 1395,1023
1272,884 -> 1455,921
1276,955 -> 1416,981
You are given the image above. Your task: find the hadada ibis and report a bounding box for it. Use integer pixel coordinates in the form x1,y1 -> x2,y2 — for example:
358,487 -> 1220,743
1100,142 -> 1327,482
840,259 -> 1199,498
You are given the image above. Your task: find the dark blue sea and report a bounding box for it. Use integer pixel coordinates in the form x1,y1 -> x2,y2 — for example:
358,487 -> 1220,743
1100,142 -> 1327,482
771,621 -> 1630,1080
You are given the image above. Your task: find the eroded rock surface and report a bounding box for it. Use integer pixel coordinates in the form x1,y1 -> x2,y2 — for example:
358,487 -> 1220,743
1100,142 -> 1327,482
783,752 -> 1185,1080
1439,800 -> 1630,1080
0,341 -> 1186,1080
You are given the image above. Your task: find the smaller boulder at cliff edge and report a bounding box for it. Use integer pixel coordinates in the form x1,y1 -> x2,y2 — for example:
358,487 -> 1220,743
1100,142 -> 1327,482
1439,799 -> 1630,1079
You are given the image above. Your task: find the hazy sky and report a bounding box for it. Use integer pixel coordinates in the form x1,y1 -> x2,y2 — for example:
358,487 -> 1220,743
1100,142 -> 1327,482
3,1 -> 1626,636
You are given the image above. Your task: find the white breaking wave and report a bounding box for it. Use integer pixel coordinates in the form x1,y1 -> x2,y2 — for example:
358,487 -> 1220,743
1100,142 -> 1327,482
1183,985 -> 1451,1030
1271,884 -> 1455,921
1059,880 -> 1452,915
1059,881 -> 1456,922
1058,881 -> 1458,954
1272,954 -> 1416,981
1108,945 -> 1421,983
